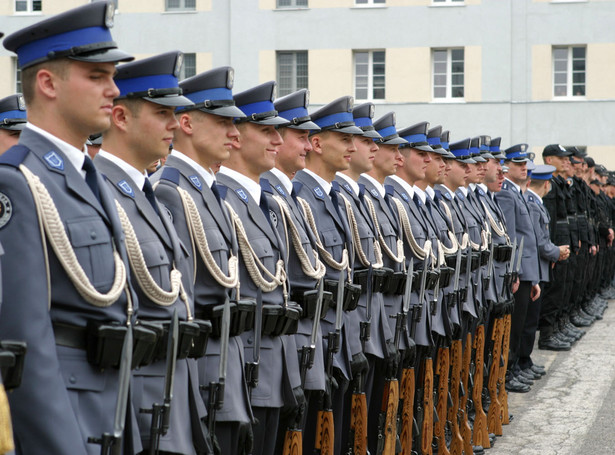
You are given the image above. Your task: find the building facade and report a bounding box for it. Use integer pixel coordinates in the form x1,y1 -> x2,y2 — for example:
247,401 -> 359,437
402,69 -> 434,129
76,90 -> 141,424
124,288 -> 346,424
1,0 -> 614,165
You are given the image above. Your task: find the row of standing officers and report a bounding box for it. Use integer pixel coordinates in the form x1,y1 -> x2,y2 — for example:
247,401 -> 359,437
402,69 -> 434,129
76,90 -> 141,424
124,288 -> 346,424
0,2 -> 614,455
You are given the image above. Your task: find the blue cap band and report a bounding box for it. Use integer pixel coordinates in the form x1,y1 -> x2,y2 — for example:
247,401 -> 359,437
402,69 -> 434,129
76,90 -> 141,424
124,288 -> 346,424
506,150 -> 528,160
532,173 -> 553,180
17,26 -> 113,68
427,136 -> 441,146
441,141 -> 449,149
490,146 -> 500,152
377,125 -> 398,138
314,111 -> 353,128
469,147 -> 479,154
353,117 -> 373,128
278,106 -> 308,120
185,87 -> 233,104
0,109 -> 27,121
403,133 -> 427,143
479,144 -> 489,151
116,73 -> 179,97
238,100 -> 275,117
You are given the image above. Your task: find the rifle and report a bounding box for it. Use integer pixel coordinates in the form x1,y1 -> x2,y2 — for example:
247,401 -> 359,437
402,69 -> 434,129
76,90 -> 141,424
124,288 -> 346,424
486,316 -> 503,436
284,279 -> 325,454
141,309 -> 178,455
434,345 -> 450,455
396,259 -> 414,455
415,255 -> 433,455
348,266 -> 372,455
315,271 -> 344,455
88,325 -> 133,455
458,247 -> 473,455
446,247 -> 464,455
471,324 -> 489,449
208,294 -> 231,445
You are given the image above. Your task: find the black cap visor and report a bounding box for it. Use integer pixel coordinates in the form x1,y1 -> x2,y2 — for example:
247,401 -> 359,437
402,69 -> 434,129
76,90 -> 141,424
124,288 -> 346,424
286,120 -> 321,131
70,47 -> 134,65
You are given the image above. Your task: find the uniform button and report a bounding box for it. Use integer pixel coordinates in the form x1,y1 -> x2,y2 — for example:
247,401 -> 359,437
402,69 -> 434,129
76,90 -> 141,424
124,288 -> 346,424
160,254 -> 164,260
247,337 -> 253,345
69,375 -> 77,384
90,231 -> 97,239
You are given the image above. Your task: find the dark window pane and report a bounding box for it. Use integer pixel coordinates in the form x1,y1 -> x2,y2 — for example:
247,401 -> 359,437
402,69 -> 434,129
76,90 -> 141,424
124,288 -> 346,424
185,0 -> 196,8
573,85 -> 585,96
33,0 -> 41,11
278,0 -> 291,5
451,61 -> 464,73
572,73 -> 585,84
451,48 -> 464,60
452,74 -> 464,86
373,87 -> 385,99
572,47 -> 586,58
452,86 -> 464,98
573,60 -> 585,71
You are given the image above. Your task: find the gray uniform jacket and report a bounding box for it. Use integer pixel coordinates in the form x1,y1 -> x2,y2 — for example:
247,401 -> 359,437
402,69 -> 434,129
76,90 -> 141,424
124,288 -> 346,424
335,175 -> 391,359
481,190 -> 511,299
216,172 -> 288,408
384,177 -> 433,347
496,180 -> 541,284
0,128 -> 139,455
95,154 -> 208,454
151,154 -> 253,424
261,171 -> 325,392
292,169 -> 353,380
358,176 -> 407,349
525,191 -> 560,283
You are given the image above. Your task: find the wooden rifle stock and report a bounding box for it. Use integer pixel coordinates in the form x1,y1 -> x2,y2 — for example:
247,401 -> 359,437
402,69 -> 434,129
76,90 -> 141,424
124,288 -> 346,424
471,325 -> 489,448
399,366 -> 415,455
350,391 -> 368,454
447,340 -> 464,455
420,357 -> 434,455
379,378 -> 399,455
315,410 -> 334,455
487,318 -> 504,436
459,334 -> 473,455
498,314 -> 512,425
283,428 -> 302,455
434,347 -> 451,455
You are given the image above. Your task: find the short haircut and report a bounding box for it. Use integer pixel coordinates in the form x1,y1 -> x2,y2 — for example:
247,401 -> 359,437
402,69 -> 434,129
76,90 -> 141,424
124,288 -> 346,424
21,59 -> 70,105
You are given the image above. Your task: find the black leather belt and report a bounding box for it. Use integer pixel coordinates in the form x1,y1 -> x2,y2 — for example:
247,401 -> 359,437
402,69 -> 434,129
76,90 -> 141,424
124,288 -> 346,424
53,321 -> 88,350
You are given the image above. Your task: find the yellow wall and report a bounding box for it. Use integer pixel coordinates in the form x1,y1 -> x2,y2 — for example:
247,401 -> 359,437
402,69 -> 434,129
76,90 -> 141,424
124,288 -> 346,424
308,49 -> 353,103
259,50 -> 277,83
586,43 -> 615,99
195,52 -> 212,73
0,57 -> 16,96
588,145 -> 615,170
386,47 -> 431,102
532,44 -> 552,101
464,45 -> 482,102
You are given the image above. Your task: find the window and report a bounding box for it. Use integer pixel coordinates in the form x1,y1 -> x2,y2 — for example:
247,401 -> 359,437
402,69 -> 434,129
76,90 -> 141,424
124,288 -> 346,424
354,51 -> 385,101
433,48 -> 464,99
14,58 -> 22,93
15,0 -> 41,13
277,51 -> 308,97
355,0 -> 385,5
432,0 -> 464,4
179,53 -> 196,80
277,0 -> 308,7
553,46 -> 585,97
165,0 -> 195,11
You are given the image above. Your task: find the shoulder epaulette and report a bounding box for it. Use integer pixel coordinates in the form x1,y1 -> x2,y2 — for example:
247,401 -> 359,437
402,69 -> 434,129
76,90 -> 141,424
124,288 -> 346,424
160,166 -> 180,185
215,183 -> 228,200
0,145 -> 30,168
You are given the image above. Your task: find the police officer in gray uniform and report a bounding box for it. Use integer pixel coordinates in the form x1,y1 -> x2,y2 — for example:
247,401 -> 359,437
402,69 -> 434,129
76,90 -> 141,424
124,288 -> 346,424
0,3 -> 139,454
293,96 -> 363,454
94,51 -> 213,454
151,66 -> 255,455
522,165 -> 570,378
0,94 -> 27,155
496,144 -> 542,391
260,88 -> 326,451
217,81 -> 292,455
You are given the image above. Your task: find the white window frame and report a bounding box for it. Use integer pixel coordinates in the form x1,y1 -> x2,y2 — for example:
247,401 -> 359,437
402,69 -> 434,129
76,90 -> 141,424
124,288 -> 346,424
276,0 -> 308,8
431,0 -> 464,5
354,50 -> 386,102
354,0 -> 386,7
276,51 -> 308,97
14,0 -> 42,14
13,58 -> 22,94
179,53 -> 197,80
432,48 -> 465,101
165,0 -> 196,12
552,45 -> 586,99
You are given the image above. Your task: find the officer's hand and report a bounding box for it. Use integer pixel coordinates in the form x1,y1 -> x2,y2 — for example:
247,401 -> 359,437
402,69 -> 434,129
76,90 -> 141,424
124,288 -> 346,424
590,245 -> 597,255
530,284 -> 541,302
350,352 -> 369,378
558,245 -> 570,261
512,278 -> 520,294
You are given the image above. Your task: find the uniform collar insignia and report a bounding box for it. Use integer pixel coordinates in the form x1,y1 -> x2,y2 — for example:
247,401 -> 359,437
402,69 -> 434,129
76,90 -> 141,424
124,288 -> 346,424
343,183 -> 353,195
314,186 -> 325,200
43,151 -> 64,171
370,188 -> 379,198
118,180 -> 135,198
444,192 -> 452,200
189,175 -> 202,191
236,188 -> 249,202
274,184 -> 286,197
401,192 -> 409,202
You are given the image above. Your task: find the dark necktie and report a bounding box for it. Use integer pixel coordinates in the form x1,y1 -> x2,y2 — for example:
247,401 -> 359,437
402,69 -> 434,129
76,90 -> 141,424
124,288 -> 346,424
211,182 -> 221,204
259,193 -> 271,224
82,155 -> 101,203
143,178 -> 160,217
329,182 -> 343,220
